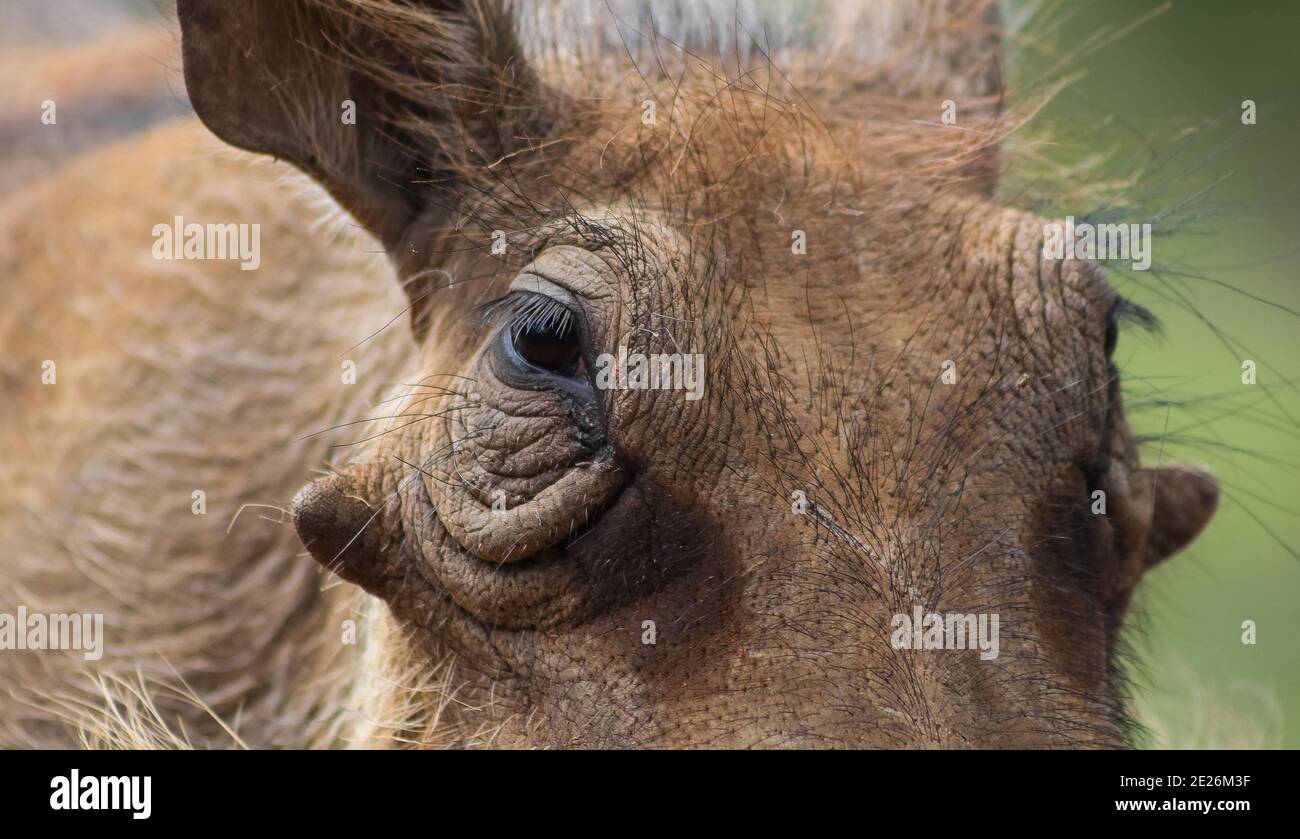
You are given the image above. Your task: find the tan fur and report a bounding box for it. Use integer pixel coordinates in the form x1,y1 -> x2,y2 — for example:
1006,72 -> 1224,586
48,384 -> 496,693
0,120 -> 415,747
0,24 -> 186,193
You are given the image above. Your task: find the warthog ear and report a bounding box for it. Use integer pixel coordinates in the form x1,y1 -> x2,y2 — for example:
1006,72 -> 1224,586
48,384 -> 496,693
1100,462 -> 1216,613
176,0 -> 546,278
1140,464 -> 1219,567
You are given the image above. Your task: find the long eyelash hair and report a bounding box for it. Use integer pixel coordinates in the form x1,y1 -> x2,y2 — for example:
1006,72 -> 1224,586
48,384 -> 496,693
1112,296 -> 1161,334
478,291 -> 577,340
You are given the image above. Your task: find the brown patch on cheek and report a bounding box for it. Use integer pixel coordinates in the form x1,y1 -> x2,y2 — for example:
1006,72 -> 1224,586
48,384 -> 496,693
525,480 -> 748,743
1026,481 -> 1113,694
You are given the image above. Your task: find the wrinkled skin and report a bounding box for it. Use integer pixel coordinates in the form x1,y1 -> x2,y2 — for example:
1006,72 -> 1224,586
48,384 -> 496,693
165,0 -> 1218,747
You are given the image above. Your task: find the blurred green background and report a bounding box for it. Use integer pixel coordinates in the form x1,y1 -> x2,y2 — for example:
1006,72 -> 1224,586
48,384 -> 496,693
1007,0 -> 1299,747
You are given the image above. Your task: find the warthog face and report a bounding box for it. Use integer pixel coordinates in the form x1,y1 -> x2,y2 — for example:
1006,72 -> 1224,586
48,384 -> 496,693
179,0 -> 1218,747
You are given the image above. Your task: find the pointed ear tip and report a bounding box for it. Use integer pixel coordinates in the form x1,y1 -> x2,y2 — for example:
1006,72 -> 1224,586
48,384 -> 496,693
1169,463 -> 1220,509
1144,463 -> 1219,565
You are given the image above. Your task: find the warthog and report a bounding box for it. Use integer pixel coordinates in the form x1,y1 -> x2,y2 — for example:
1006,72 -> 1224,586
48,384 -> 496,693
0,0 -> 1218,748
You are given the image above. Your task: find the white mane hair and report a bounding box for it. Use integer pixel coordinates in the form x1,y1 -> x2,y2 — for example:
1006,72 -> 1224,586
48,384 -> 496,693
515,0 -> 1006,99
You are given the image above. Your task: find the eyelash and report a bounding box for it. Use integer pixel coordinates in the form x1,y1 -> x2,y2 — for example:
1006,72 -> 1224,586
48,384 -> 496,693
1106,296 -> 1159,354
479,291 -> 578,340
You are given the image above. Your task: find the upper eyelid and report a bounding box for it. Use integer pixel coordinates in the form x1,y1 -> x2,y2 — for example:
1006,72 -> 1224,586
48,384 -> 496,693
510,271 -> 583,307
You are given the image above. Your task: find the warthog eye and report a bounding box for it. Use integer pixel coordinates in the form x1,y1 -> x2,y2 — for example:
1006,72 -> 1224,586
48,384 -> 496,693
1104,306 -> 1119,357
513,312 -> 582,375
485,291 -> 588,386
